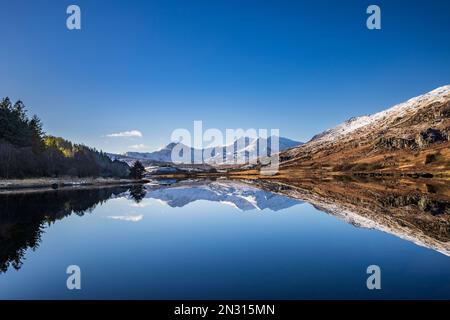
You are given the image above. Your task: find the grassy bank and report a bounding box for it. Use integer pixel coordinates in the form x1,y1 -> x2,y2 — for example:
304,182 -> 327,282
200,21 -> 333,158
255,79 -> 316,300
0,177 -> 149,192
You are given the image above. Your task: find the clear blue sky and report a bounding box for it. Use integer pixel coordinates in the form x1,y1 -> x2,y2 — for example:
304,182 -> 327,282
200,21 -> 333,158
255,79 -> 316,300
1,0 -> 449,153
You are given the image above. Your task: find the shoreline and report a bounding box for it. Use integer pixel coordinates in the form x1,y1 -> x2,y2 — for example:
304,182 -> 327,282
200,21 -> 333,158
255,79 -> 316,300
2,169 -> 448,194
148,169 -> 450,180
0,177 -> 150,194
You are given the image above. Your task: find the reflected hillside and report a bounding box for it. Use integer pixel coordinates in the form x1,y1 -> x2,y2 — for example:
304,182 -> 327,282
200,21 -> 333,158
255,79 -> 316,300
1,177 -> 449,274
239,177 -> 450,256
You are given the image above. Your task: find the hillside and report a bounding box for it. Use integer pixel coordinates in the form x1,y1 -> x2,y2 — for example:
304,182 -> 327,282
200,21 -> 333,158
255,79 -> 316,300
275,85 -> 450,177
0,97 -> 130,179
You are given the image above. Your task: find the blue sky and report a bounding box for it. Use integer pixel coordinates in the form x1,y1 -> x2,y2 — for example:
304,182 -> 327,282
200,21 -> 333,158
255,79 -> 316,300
1,0 -> 449,153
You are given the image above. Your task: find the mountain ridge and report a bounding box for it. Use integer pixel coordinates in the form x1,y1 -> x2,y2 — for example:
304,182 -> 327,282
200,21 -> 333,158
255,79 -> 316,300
274,85 -> 450,176
111,136 -> 302,165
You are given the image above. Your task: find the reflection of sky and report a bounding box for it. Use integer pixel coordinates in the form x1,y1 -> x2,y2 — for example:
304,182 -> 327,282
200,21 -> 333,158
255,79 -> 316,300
1,195 -> 450,299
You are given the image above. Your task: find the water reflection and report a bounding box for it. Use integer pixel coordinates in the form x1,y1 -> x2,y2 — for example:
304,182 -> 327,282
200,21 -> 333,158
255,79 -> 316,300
243,176 -> 450,255
0,186 -> 137,273
143,179 -> 302,211
0,177 -> 449,275
129,185 -> 147,203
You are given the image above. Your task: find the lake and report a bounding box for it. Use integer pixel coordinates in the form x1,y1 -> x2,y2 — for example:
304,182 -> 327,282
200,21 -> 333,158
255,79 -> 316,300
1,178 -> 449,299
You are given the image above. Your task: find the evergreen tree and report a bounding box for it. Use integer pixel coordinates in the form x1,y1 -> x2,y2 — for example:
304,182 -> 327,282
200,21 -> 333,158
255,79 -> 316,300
130,161 -> 145,180
0,97 -> 130,179
29,115 -> 45,150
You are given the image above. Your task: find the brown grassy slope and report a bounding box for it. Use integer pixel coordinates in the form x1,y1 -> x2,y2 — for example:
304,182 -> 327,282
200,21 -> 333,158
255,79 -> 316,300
275,86 -> 450,176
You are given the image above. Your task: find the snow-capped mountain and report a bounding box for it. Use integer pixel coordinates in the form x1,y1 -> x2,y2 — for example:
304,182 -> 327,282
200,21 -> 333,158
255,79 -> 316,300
202,136 -> 302,164
142,180 -> 302,211
113,136 -> 302,165
124,142 -> 195,163
279,85 -> 450,174
309,85 -> 450,145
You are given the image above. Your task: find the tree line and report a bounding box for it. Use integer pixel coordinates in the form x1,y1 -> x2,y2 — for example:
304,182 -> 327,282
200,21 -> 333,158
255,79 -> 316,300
0,97 -> 135,179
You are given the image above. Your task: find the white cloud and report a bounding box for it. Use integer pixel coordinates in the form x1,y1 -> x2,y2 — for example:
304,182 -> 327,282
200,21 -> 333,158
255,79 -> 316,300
129,144 -> 149,150
131,202 -> 150,208
108,214 -> 143,222
105,130 -> 143,138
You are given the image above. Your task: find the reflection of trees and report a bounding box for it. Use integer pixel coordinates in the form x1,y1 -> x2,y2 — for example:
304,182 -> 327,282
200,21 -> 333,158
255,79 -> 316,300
3,177 -> 450,274
129,185 -> 147,203
0,186 -> 131,273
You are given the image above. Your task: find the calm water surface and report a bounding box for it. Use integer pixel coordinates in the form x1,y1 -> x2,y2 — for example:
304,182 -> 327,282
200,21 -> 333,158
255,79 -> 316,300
0,180 -> 449,299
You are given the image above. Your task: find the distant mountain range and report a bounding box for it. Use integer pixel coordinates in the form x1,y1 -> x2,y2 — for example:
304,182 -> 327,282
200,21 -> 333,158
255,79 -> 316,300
110,136 -> 302,166
111,85 -> 450,176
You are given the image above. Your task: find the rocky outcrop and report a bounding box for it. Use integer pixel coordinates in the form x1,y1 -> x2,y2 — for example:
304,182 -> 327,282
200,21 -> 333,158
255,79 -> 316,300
375,128 -> 448,151
376,136 -> 417,150
416,128 -> 447,148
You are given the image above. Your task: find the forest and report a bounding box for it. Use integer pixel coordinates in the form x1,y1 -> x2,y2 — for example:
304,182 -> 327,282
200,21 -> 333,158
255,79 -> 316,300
0,97 -> 130,179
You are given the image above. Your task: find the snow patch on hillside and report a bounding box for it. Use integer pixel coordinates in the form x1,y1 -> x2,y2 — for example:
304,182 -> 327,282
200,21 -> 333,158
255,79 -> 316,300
311,85 -> 450,143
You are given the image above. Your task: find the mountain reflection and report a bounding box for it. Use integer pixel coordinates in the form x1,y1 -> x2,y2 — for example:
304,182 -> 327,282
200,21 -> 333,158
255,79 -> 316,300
143,179 -> 302,211
240,176 -> 450,256
1,177 -> 449,273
